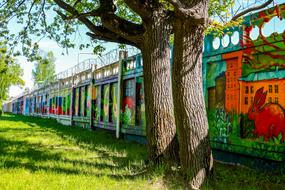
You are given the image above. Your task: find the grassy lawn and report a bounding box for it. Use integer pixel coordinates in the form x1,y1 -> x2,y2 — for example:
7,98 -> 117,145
0,114 -> 284,190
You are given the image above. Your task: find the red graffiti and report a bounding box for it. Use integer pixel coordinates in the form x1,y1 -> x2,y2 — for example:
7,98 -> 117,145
122,97 -> 135,111
248,87 -> 285,141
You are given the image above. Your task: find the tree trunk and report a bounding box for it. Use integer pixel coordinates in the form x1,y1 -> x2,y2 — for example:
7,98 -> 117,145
141,15 -> 178,164
172,19 -> 213,189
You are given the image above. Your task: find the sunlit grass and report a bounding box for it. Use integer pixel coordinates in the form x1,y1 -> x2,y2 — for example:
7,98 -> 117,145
0,114 -> 284,190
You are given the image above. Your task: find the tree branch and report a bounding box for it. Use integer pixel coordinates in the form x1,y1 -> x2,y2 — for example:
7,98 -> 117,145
101,14 -> 144,37
124,0 -> 152,20
232,0 -> 273,21
54,0 -> 144,47
86,29 -> 137,47
166,0 -> 208,24
73,0 -> 81,8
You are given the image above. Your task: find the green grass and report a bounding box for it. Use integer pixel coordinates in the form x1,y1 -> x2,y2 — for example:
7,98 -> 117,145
0,114 -> 284,190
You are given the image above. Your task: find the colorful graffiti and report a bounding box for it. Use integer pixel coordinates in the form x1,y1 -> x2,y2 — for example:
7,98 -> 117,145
5,3 -> 285,165
110,83 -> 118,124
135,77 -> 145,128
248,87 -> 285,141
204,3 -> 285,162
92,86 -> 100,122
122,79 -> 135,126
102,84 -> 110,123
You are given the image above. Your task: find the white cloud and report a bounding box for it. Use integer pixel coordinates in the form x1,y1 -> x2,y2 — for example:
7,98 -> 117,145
38,40 -> 60,50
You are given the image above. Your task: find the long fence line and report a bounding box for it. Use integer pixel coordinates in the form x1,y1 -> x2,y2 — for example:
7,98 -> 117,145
2,3 -> 285,171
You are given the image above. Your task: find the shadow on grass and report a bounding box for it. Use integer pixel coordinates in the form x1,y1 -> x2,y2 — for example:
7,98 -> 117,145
1,114 -> 285,190
0,114 -> 151,180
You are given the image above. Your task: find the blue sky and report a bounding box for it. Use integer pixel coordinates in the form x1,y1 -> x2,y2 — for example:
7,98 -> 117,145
9,40 -> 117,97
8,9 -> 118,97
8,0 -> 285,97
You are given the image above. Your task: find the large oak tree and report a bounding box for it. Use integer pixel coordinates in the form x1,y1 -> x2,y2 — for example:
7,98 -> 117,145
0,43 -> 24,115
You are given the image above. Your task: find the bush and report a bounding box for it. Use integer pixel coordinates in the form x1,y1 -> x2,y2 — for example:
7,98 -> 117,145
240,114 -> 255,138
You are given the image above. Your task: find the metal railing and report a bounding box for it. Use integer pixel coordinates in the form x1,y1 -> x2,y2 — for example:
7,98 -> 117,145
30,46 -> 141,92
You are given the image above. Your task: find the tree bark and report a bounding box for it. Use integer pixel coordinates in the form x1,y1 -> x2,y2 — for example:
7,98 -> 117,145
172,19 -> 213,189
141,14 -> 178,164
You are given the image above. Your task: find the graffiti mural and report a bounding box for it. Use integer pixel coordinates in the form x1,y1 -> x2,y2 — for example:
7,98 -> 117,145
5,3 -> 285,166
92,85 -> 100,122
80,86 -> 86,117
122,79 -> 135,126
204,3 -> 285,162
248,87 -> 285,141
135,77 -> 145,128
75,88 -> 79,116
86,85 -> 91,117
102,84 -> 110,124
110,82 -> 118,124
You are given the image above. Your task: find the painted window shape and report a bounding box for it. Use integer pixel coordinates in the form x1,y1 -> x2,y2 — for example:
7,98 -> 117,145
93,86 -> 101,122
269,85 -> 273,93
58,97 -> 62,115
275,97 -> 279,103
86,85 -> 91,117
75,88 -> 79,116
78,87 -> 81,116
109,82 -> 118,124
261,16 -> 285,37
274,85 -> 278,93
275,17 -> 285,34
83,85 -> 88,117
245,86 -> 249,94
62,96 -> 66,115
91,86 -> 97,120
249,26 -> 259,40
222,34 -> 230,47
231,31 -> 239,45
212,37 -> 220,50
101,84 -> 110,124
49,98 -> 52,114
135,77 -> 145,127
245,97 -> 248,105
52,96 -> 56,114
250,86 -> 254,94
55,96 -> 58,114
122,79 -> 136,126
81,86 -> 85,117
67,93 -> 71,115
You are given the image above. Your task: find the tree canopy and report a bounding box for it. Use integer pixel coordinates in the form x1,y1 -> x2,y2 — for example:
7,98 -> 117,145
32,51 -> 56,85
0,0 -> 260,57
0,43 -> 24,103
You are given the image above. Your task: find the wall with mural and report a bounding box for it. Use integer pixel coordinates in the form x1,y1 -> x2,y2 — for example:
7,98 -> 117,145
203,4 -> 285,162
5,3 -> 285,167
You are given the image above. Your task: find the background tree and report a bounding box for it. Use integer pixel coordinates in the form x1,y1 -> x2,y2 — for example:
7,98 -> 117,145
0,44 -> 24,115
32,51 -> 56,85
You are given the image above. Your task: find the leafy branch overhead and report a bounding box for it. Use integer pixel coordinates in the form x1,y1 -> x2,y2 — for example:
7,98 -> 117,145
0,42 -> 24,102
0,0 -> 274,58
32,51 -> 56,85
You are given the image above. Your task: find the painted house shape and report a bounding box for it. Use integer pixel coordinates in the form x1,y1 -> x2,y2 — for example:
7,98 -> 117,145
224,52 -> 243,113
239,69 -> 285,114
